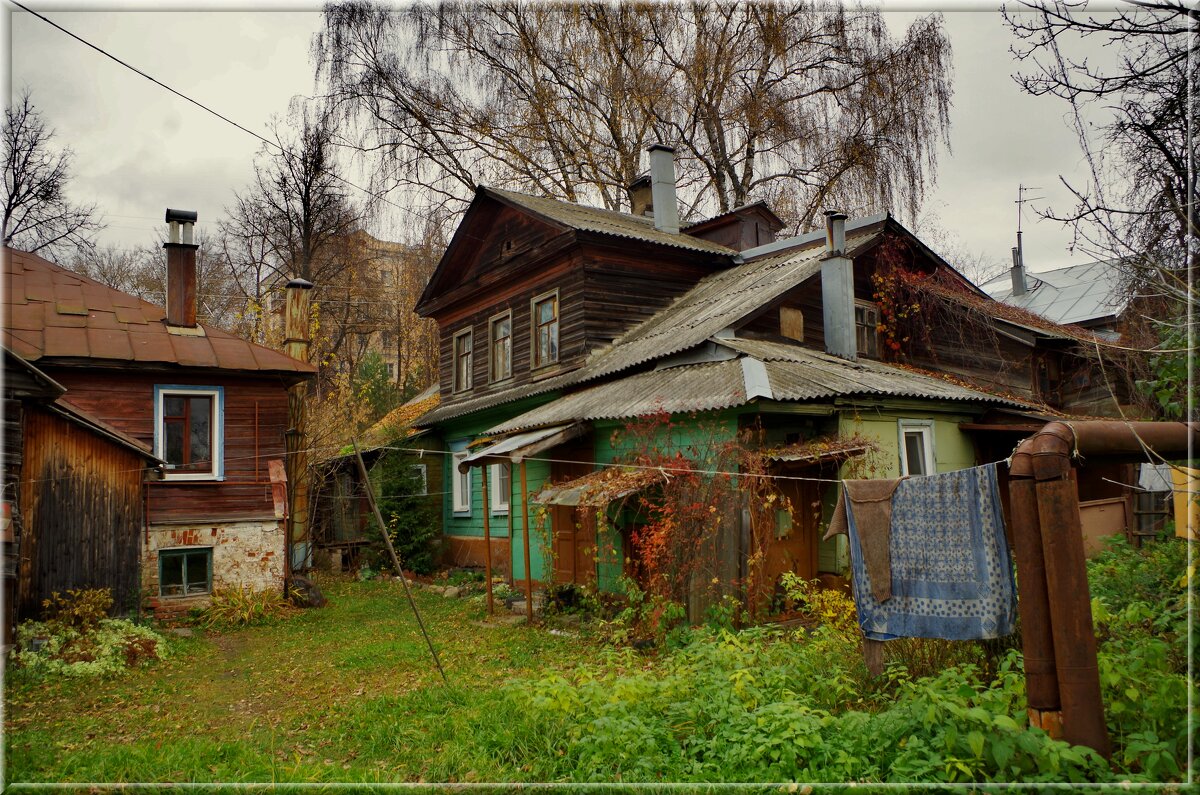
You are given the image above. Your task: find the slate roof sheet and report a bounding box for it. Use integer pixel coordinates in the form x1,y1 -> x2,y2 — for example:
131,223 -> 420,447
415,218 -> 888,427
487,187 -> 736,256
3,247 -> 315,377
488,337 -> 1023,434
981,259 -> 1126,326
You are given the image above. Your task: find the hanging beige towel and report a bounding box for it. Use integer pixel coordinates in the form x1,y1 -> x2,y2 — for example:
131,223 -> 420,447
823,478 -> 904,602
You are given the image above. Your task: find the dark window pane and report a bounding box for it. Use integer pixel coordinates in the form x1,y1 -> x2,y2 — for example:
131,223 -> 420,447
188,397 -> 212,467
904,432 -> 927,476
185,552 -> 209,593
164,396 -> 185,416
160,553 -> 184,595
164,420 -> 185,465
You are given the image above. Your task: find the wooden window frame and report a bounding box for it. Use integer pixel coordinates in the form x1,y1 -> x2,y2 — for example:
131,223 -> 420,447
489,310 -> 513,383
854,300 -> 880,359
530,289 -> 560,370
410,464 -> 428,496
158,547 -> 213,597
153,385 -> 224,481
452,328 -> 473,393
898,419 -> 936,477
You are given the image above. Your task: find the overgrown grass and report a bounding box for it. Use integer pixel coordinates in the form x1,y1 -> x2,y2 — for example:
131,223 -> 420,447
5,539 -> 1193,786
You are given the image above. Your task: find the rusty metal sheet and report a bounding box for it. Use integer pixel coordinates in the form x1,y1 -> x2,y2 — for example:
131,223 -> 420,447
166,332 -> 219,369
85,327 -> 134,360
42,326 -> 88,358
268,458 -> 288,519
3,329 -> 41,358
127,330 -> 176,362
208,334 -> 262,372
113,306 -> 149,325
43,301 -> 87,328
82,310 -> 121,330
6,303 -> 42,331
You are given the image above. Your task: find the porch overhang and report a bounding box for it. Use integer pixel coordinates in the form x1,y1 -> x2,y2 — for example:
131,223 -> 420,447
533,466 -> 665,508
458,422 -> 588,473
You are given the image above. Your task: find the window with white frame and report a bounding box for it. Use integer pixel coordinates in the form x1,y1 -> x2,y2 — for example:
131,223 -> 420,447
154,385 -> 223,480
898,420 -> 935,477
410,464 -> 428,496
490,312 -> 512,382
491,462 -> 511,514
453,329 -> 473,392
531,290 -> 559,369
452,451 -> 471,514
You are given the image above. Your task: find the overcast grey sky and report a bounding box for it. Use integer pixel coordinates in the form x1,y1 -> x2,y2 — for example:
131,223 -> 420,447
7,3 -> 1110,276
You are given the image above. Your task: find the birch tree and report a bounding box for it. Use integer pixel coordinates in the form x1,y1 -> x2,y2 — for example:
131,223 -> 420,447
315,1 -> 952,231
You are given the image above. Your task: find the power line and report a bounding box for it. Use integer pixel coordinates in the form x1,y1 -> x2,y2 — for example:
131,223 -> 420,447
12,0 -> 459,241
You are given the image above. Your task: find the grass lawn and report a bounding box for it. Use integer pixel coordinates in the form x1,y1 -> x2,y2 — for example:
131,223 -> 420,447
4,576 -> 588,785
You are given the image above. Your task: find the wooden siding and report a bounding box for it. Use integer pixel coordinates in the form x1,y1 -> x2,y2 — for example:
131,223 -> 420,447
18,404 -> 146,616
45,368 -> 292,523
434,239 -> 723,410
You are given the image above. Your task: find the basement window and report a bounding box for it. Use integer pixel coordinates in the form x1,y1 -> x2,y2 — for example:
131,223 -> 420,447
159,547 -> 212,597
154,385 -> 224,480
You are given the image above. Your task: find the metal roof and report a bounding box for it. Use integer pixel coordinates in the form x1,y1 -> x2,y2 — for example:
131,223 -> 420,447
3,247 -> 315,378
488,336 -> 1024,434
415,219 -> 888,427
487,187 -> 736,256
981,259 -> 1126,327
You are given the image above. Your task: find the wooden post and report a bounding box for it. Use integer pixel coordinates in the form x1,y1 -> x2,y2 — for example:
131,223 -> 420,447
481,463 -> 494,617
520,459 -> 533,622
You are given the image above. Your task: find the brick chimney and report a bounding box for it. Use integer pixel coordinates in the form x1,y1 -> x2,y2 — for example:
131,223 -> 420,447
164,209 -> 198,327
820,210 -> 856,361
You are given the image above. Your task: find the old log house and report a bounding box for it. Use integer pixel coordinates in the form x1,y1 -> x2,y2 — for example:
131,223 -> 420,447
412,145 -> 1142,615
2,212 -> 315,621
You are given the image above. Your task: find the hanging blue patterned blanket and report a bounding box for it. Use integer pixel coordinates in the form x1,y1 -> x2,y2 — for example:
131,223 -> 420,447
845,463 -> 1016,641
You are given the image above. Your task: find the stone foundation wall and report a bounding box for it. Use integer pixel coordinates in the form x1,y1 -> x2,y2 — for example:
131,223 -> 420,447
144,520 -> 284,619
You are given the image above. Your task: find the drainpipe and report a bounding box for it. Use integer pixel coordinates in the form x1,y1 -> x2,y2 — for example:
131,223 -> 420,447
1007,420 -> 1196,757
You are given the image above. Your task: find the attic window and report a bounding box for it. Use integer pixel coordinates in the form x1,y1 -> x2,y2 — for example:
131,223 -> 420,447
453,329 -> 473,392
531,290 -> 559,369
854,301 -> 880,359
502,240 -> 514,254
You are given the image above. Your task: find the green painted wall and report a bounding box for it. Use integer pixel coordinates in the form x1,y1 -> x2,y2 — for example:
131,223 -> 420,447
838,407 -> 977,478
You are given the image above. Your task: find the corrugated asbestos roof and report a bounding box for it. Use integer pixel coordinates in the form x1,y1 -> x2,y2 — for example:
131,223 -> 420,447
489,337 -> 1024,434
487,187 -> 736,256
3,247 -> 315,377
981,259 -> 1126,327
415,220 -> 887,427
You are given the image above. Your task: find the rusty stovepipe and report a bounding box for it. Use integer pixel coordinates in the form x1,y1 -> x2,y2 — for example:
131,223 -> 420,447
1008,420 -> 1194,757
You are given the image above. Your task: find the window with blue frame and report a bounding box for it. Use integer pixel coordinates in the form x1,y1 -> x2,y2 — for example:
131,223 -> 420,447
154,385 -> 224,480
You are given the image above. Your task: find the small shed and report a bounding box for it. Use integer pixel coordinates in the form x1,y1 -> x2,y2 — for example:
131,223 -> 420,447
3,347 -> 162,627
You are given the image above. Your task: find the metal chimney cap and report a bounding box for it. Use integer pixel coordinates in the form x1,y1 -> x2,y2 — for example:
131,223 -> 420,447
648,143 -> 676,154
285,278 -> 314,290
823,210 -> 848,221
628,173 -> 652,189
165,208 -> 198,224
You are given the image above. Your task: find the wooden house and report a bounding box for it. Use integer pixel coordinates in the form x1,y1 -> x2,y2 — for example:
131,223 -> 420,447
2,213 -> 314,619
412,145 -> 1140,612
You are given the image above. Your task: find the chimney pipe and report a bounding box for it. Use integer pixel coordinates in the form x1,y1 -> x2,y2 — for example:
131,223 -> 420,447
164,208 -> 199,327
820,210 -> 856,361
647,144 -> 680,234
1011,232 -> 1027,296
627,174 -> 653,218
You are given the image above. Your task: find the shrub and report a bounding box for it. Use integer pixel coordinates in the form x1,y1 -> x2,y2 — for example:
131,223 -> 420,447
368,453 -> 439,575
13,618 -> 165,678
197,585 -> 296,629
41,588 -> 113,633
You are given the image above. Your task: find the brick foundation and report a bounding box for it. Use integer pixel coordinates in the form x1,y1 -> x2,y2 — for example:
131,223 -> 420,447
144,520 -> 285,618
